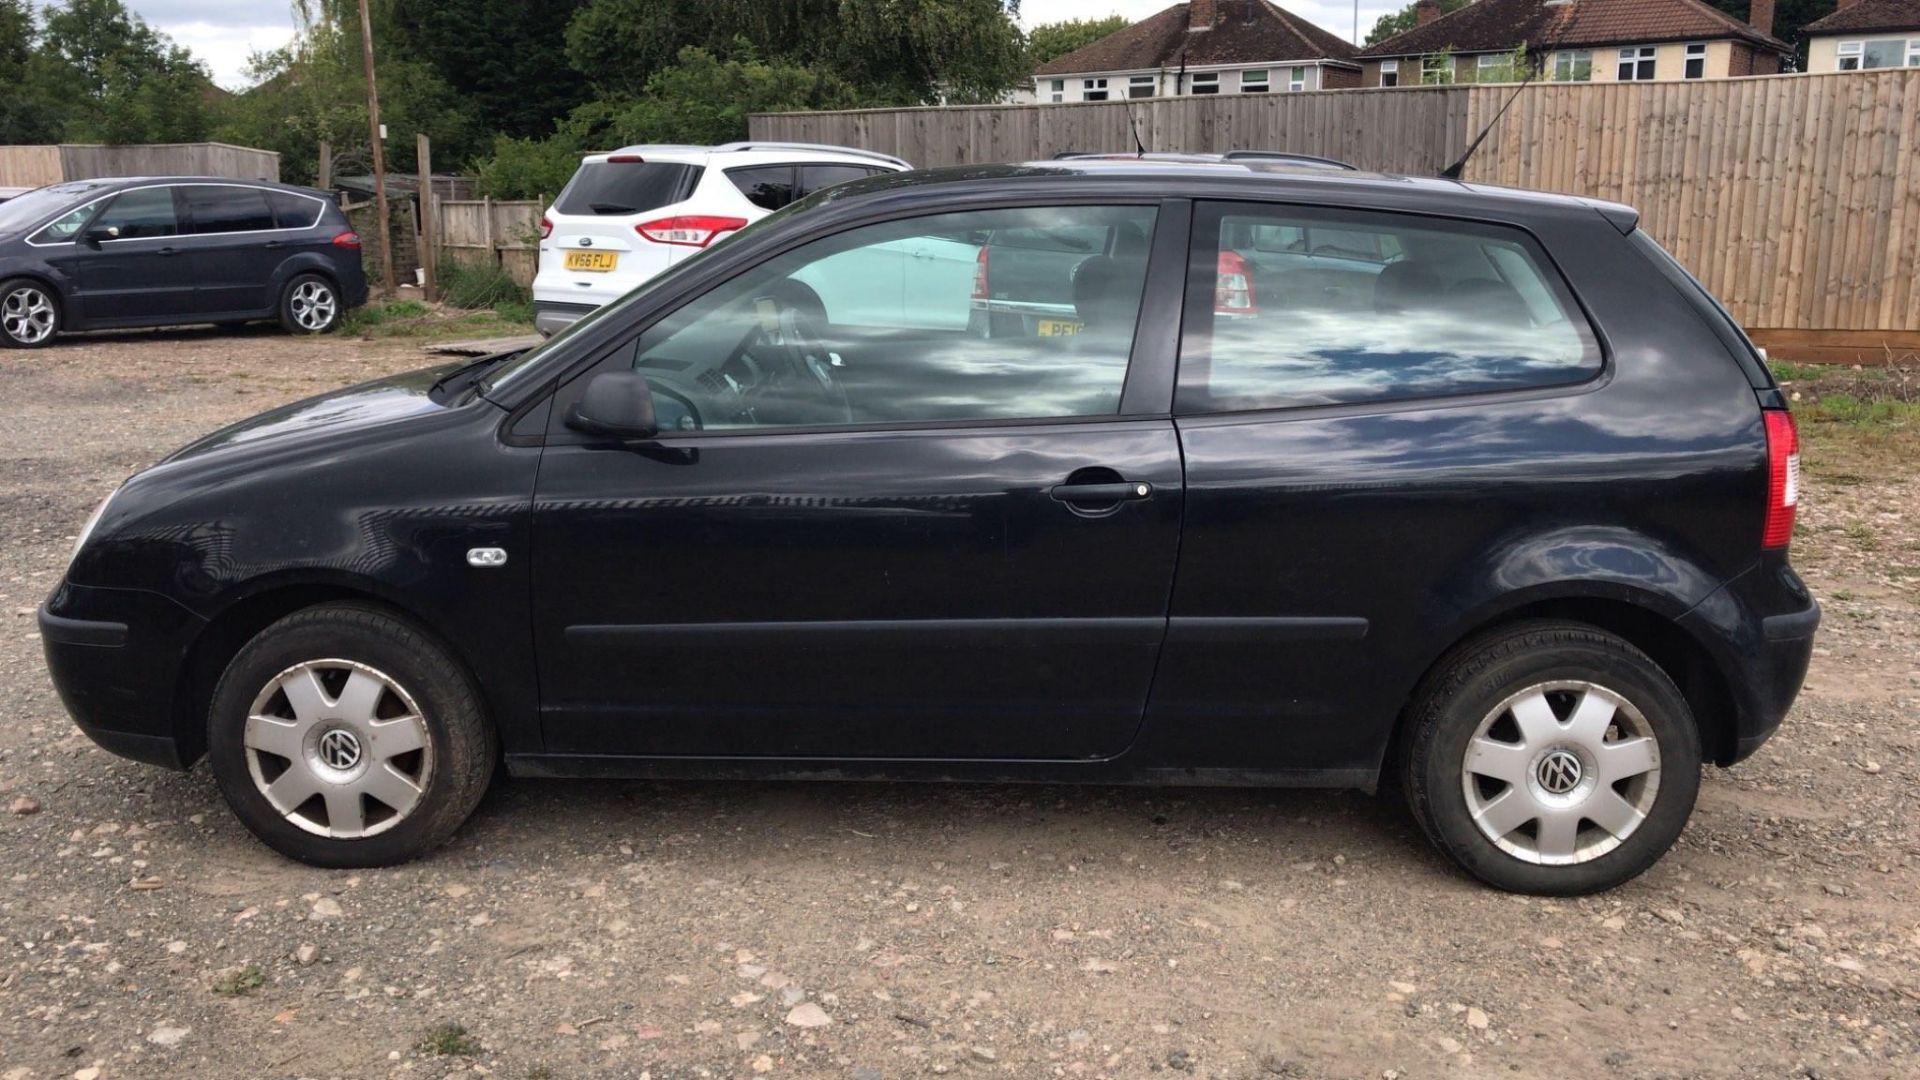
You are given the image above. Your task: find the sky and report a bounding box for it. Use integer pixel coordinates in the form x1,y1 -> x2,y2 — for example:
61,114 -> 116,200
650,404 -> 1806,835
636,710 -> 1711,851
116,0 -> 1407,91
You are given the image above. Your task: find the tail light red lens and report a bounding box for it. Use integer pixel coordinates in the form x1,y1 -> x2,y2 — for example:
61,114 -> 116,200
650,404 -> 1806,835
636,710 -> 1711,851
971,246 -> 989,301
1762,409 -> 1800,549
606,154 -> 646,164
537,216 -> 552,241
636,215 -> 748,248
1215,250 -> 1256,315
331,231 -> 361,250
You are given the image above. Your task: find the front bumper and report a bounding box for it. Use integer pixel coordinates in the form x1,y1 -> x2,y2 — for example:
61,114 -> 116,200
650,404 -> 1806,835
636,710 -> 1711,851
40,582 -> 206,771
533,301 -> 599,337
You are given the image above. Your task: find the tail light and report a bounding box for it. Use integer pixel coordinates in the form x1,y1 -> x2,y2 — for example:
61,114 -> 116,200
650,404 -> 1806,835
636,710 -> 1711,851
971,246 -> 990,300
606,154 -> 646,164
537,217 -> 552,241
636,215 -> 748,248
1762,409 -> 1800,549
331,231 -> 361,250
1215,250 -> 1255,315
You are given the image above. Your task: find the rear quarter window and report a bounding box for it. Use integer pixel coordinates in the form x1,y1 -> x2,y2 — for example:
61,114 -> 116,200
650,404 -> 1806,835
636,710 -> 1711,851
1180,203 -> 1602,413
554,161 -> 701,216
267,190 -> 324,230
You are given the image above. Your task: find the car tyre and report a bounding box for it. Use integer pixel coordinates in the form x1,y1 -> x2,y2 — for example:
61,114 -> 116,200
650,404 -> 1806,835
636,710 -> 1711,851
279,273 -> 342,335
1401,620 -> 1700,895
0,277 -> 61,348
207,602 -> 496,867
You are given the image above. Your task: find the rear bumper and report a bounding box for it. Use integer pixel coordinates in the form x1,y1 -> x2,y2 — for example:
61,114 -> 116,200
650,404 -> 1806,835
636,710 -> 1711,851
1679,558 -> 1820,764
40,582 -> 205,771
533,301 -> 598,337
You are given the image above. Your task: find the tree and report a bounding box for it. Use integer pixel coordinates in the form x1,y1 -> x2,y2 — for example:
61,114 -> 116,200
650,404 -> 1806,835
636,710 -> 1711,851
0,0 -> 63,143
1026,15 -> 1128,66
32,0 -> 215,143
388,0 -> 590,138
582,43 -> 864,148
1365,0 -> 1471,46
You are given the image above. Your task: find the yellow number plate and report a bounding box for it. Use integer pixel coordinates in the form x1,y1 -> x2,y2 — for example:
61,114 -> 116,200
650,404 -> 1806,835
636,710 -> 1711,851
1036,318 -> 1084,337
564,250 -> 619,272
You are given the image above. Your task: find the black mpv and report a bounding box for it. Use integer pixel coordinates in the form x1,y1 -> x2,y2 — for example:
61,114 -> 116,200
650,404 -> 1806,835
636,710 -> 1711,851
41,162 -> 1819,894
0,177 -> 367,346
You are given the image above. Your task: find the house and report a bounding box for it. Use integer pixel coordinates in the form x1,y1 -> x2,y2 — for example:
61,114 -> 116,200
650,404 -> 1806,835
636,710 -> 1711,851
1032,0 -> 1361,103
1802,0 -> 1920,71
1358,0 -> 1791,86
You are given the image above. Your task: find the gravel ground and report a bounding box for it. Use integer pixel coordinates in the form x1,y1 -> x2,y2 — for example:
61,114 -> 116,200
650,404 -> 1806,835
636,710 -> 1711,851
1,328 -> 1916,1080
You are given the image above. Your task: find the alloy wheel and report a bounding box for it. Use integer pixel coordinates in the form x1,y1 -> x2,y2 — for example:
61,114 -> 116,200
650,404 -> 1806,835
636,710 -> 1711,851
243,659 -> 433,839
2,286 -> 56,344
289,280 -> 338,331
1460,680 -> 1661,865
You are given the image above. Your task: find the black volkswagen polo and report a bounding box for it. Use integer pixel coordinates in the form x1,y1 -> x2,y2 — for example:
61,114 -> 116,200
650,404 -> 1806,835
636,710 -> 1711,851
40,161 -> 1818,894
0,176 -> 367,346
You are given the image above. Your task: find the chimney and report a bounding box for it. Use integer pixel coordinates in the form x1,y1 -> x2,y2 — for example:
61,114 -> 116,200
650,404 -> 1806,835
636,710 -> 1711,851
1189,0 -> 1218,30
1748,0 -> 1775,35
1415,0 -> 1442,26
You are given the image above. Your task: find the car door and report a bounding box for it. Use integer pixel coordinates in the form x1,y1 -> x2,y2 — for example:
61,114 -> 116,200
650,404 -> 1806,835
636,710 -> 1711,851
176,184 -> 285,316
46,186 -> 190,322
530,201 -> 1184,760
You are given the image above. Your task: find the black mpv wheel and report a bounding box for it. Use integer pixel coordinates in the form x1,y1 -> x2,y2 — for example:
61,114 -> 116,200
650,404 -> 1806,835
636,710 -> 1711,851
0,278 -> 60,347
1402,621 -> 1701,895
279,273 -> 341,334
207,603 -> 495,867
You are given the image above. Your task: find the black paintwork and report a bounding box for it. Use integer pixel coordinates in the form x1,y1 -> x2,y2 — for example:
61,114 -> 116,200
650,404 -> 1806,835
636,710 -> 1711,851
0,176 -> 367,333
42,160 -> 1817,788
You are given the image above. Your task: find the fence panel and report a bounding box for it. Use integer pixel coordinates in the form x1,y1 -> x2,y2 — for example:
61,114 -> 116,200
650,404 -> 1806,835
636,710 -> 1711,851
436,199 -> 543,287
753,71 -> 1920,332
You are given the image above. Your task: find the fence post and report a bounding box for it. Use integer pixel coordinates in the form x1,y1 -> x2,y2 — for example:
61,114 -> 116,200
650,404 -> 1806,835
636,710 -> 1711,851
482,195 -> 495,270
416,133 -> 437,302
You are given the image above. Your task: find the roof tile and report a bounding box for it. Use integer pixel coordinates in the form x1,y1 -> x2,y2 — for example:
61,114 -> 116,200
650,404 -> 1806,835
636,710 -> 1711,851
1035,1 -> 1358,76
1360,0 -> 1790,59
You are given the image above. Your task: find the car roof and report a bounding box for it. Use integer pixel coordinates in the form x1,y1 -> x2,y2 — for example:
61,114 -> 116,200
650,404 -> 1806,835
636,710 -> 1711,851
35,176 -> 330,198
814,159 -> 1639,233
585,143 -> 910,171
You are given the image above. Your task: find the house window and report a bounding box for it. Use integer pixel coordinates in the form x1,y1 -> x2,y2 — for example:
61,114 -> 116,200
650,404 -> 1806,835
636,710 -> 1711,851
1684,43 -> 1706,79
1050,78 -> 1064,103
1553,50 -> 1592,81
1129,74 -> 1156,98
1083,77 -> 1109,101
1379,59 -> 1399,87
1476,54 -> 1511,82
1191,71 -> 1220,94
1839,39 -> 1918,69
1618,46 -> 1656,80
1421,54 -> 1454,84
1289,66 -> 1307,91
1836,41 -> 1862,69
1242,68 -> 1270,93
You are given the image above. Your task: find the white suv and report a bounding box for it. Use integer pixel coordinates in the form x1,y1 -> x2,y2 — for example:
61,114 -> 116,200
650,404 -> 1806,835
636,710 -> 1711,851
532,142 -> 911,336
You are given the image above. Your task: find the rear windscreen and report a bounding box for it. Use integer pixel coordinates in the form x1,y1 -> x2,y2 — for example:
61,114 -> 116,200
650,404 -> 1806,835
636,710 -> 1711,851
554,162 -> 700,216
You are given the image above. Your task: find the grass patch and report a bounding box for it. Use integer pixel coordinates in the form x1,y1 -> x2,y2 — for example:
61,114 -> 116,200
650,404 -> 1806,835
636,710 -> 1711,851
341,298 -> 533,341
211,964 -> 265,997
441,261 -> 529,311
417,1021 -> 483,1057
1769,358 -> 1920,473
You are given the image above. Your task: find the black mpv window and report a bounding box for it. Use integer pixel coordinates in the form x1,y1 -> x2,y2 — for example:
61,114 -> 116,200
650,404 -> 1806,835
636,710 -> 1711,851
1178,203 -> 1600,412
92,187 -> 178,240
267,190 -> 322,230
182,186 -> 275,234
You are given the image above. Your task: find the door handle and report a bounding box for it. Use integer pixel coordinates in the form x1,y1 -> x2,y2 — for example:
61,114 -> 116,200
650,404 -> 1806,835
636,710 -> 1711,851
1049,481 -> 1153,503
263,240 -> 286,249
156,247 -> 177,257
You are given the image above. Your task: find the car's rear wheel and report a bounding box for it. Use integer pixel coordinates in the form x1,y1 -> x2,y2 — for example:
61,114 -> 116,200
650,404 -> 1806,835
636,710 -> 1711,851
0,278 -> 61,348
279,273 -> 341,335
1402,621 -> 1701,895
207,603 -> 495,867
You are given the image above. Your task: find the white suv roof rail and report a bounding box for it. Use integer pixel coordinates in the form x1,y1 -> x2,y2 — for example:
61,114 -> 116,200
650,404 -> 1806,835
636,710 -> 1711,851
709,142 -> 911,170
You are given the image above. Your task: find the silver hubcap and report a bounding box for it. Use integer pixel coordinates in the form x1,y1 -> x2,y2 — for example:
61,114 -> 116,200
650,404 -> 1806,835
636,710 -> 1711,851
2,286 -> 56,344
244,659 -> 432,839
1462,681 -> 1661,866
289,280 -> 337,331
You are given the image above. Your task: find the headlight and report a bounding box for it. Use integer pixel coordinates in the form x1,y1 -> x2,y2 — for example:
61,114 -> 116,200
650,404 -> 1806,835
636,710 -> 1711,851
68,487 -> 119,571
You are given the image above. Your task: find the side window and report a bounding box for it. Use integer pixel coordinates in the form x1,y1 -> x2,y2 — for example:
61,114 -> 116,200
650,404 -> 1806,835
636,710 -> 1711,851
616,204 -> 1157,432
797,165 -> 874,198
181,185 -> 275,234
32,203 -> 97,243
1177,203 -> 1599,413
728,166 -> 796,212
91,187 -> 178,240
267,190 -> 322,229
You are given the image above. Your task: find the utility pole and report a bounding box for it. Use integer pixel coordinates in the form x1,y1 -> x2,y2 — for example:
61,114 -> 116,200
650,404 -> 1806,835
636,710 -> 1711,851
357,0 -> 396,293
417,133 -> 436,303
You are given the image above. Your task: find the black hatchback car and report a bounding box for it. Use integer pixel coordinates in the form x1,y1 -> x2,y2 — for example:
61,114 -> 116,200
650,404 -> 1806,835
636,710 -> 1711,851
40,161 -> 1818,894
0,177 -> 367,347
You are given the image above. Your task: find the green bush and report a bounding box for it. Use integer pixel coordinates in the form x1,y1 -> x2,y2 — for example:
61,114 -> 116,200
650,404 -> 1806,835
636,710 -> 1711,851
440,261 -> 529,311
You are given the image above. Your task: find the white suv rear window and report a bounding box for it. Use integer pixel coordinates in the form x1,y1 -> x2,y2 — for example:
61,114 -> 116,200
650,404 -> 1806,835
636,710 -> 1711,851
554,162 -> 701,216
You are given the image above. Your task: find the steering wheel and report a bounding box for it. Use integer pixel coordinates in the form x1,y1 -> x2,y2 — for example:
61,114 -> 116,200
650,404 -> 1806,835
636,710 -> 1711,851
725,285 -> 850,427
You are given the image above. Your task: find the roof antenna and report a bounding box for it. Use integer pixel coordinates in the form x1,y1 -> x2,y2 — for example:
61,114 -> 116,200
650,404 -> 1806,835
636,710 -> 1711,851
1440,1 -> 1572,180
1125,98 -> 1148,157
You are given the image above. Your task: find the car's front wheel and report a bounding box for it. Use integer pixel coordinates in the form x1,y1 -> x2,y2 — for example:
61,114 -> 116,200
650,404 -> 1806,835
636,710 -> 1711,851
279,273 -> 342,335
0,278 -> 61,348
207,603 -> 495,866
1402,621 -> 1701,895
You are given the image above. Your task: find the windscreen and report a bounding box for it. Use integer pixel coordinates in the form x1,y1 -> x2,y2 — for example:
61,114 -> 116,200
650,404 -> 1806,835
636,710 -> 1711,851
553,161 -> 700,216
0,181 -> 116,234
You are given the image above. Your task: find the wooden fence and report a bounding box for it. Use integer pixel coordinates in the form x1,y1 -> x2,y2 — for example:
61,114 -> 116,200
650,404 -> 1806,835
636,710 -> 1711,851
0,142 -> 279,186
435,198 -> 544,287
751,70 -> 1920,335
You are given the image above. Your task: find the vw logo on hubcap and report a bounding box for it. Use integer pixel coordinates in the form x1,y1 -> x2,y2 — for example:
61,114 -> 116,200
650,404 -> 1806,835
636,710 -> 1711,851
318,728 -> 363,771
1536,749 -> 1583,795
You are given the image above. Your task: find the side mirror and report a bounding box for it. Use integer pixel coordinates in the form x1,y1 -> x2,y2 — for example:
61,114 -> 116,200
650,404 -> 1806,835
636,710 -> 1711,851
81,225 -> 119,246
565,370 -> 658,440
